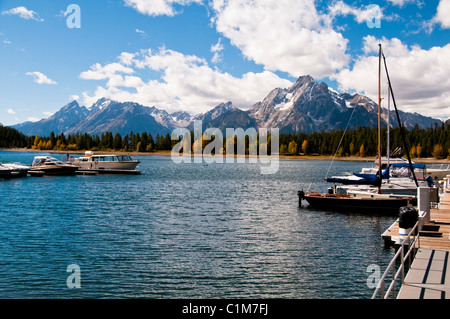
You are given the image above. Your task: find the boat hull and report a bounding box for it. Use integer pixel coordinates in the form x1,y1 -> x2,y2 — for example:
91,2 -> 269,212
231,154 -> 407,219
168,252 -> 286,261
74,161 -> 140,171
0,163 -> 29,179
301,192 -> 413,214
0,169 -> 28,179
29,166 -> 78,176
75,168 -> 140,175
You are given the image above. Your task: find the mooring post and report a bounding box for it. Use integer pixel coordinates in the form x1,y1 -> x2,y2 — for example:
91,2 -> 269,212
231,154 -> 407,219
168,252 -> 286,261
417,187 -> 430,228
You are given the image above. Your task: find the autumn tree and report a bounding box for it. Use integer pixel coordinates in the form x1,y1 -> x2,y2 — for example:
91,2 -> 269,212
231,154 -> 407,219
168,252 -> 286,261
288,140 -> 298,155
359,144 -> 365,157
301,140 -> 309,155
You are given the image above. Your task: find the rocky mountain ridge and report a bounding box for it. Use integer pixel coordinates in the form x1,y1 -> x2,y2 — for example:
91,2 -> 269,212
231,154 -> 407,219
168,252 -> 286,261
12,76 -> 441,137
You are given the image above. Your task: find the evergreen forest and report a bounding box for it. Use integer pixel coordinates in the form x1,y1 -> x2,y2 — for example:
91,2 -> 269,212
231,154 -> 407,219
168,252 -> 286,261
1,121 -> 449,159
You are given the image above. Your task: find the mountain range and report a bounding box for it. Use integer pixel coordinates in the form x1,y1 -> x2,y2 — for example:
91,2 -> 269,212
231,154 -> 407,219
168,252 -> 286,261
11,75 -> 441,137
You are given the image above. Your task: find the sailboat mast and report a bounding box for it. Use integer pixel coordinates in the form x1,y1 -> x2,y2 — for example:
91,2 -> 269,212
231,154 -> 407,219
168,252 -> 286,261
381,48 -> 419,187
387,85 -> 391,168
378,44 -> 382,193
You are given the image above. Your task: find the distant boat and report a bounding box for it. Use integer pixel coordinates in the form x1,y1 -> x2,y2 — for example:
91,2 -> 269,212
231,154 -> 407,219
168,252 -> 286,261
70,151 -> 141,174
29,156 -> 78,176
0,162 -> 29,179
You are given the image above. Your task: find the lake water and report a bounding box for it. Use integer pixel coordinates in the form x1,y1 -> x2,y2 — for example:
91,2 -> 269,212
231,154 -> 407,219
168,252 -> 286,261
0,150 -> 397,299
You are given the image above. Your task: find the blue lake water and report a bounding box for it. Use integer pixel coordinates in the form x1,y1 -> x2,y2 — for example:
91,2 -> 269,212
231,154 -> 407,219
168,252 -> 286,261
0,150 -> 397,299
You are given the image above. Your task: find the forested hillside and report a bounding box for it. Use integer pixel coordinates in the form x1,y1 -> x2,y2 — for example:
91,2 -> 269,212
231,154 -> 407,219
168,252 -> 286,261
2,121 -> 449,160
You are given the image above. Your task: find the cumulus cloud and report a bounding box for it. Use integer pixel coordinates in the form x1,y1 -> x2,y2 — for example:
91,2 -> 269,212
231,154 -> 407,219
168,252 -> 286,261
7,108 -> 15,115
210,0 -> 349,79
327,1 -> 383,24
80,48 -> 292,114
79,63 -> 142,88
433,0 -> 450,29
124,0 -> 202,17
334,36 -> 450,119
26,72 -> 57,85
1,6 -> 43,21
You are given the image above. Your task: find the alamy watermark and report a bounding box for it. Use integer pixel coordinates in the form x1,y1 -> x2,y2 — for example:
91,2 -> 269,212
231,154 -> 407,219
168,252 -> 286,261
66,4 -> 81,29
67,264 -> 81,289
366,264 -> 381,289
366,4 -> 381,29
170,120 -> 280,174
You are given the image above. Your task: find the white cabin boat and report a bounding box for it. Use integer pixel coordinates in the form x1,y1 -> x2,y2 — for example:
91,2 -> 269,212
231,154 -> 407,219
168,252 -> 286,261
71,151 -> 141,174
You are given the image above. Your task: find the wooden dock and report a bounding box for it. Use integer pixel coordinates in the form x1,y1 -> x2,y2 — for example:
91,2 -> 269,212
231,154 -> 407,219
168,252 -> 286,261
380,180 -> 450,299
382,190 -> 450,250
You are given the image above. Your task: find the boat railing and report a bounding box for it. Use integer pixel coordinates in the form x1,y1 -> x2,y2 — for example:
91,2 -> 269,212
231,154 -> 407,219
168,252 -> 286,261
371,221 -> 420,299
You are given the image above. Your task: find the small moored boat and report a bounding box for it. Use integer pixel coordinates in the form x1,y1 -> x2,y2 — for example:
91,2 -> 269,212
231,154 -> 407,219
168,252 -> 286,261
0,162 -> 29,179
29,156 -> 78,176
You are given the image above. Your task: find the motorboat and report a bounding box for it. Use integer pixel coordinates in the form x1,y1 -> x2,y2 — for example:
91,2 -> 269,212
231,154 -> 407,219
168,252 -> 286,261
0,162 -> 29,179
29,156 -> 78,176
70,151 -> 141,174
426,164 -> 450,182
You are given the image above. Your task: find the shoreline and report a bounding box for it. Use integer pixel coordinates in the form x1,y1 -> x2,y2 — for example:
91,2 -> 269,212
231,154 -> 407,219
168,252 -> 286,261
2,147 -> 450,164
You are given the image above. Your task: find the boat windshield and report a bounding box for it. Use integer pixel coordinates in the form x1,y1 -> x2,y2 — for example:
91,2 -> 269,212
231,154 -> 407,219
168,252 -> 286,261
32,157 -> 62,166
119,155 -> 132,161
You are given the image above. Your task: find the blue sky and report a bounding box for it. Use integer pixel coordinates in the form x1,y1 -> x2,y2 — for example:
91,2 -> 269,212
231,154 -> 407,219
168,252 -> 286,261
1,0 -> 449,126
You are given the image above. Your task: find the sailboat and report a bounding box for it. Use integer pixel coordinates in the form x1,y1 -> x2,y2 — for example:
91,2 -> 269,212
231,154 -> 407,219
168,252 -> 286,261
299,44 -> 416,214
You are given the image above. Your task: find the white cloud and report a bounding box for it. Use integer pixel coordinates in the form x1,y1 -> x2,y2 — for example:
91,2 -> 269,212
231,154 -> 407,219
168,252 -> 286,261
210,0 -> 349,79
26,72 -> 57,85
327,1 -> 383,24
70,95 -> 80,101
136,28 -> 148,39
7,108 -> 15,115
27,117 -> 40,122
334,36 -> 450,120
1,6 -> 43,21
124,0 -> 202,17
80,48 -> 292,114
79,63 -> 141,88
434,0 -> 450,29
210,38 -> 224,63
386,0 -> 417,8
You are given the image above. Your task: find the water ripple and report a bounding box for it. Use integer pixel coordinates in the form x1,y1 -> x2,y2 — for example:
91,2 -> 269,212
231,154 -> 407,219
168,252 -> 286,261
0,151 -> 395,298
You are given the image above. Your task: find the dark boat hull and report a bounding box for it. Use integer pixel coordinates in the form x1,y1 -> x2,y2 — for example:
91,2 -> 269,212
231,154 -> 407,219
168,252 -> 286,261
0,169 -> 28,179
29,166 -> 78,176
302,193 -> 413,214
